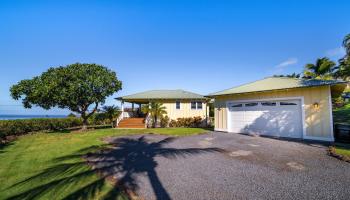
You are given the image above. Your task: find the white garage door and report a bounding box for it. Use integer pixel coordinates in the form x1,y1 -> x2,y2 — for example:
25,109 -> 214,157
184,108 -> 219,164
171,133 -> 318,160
227,99 -> 303,138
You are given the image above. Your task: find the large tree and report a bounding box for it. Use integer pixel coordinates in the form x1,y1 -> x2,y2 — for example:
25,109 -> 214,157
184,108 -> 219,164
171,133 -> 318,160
303,57 -> 336,80
10,63 -> 122,130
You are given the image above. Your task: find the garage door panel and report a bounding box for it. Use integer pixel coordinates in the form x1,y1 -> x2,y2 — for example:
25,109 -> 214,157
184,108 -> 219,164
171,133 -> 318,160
228,99 -> 303,138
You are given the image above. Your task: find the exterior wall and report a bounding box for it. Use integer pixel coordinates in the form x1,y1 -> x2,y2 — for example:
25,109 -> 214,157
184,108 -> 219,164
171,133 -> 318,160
157,100 -> 208,120
214,86 -> 333,141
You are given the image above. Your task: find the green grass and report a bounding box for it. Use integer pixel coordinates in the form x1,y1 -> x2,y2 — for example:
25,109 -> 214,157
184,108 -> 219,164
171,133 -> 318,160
334,143 -> 350,157
0,128 -> 209,200
333,103 -> 350,124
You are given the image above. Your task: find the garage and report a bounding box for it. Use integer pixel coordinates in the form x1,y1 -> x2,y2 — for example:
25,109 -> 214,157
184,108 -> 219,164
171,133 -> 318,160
209,77 -> 347,141
227,99 -> 304,138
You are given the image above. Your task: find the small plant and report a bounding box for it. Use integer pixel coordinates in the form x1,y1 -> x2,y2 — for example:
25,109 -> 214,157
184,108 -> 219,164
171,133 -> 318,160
160,115 -> 170,128
101,105 -> 121,127
333,96 -> 345,108
169,119 -> 178,127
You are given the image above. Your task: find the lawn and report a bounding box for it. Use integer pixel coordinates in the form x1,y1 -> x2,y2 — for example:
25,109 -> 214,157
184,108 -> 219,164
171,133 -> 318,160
334,143 -> 350,157
0,128 -> 209,200
333,103 -> 350,124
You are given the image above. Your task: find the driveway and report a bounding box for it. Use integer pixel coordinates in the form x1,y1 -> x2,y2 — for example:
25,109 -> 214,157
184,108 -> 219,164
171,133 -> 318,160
87,132 -> 350,200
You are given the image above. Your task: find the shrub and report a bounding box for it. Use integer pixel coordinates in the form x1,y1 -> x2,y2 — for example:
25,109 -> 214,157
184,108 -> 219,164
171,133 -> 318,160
169,119 -> 177,127
160,115 -> 170,128
168,116 -> 204,128
0,118 -> 83,139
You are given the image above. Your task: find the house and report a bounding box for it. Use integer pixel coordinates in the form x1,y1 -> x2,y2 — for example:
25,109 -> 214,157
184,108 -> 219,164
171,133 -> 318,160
207,77 -> 347,142
116,90 -> 209,128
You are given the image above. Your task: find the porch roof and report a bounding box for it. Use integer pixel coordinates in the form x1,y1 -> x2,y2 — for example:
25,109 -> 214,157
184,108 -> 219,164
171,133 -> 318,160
116,89 -> 208,103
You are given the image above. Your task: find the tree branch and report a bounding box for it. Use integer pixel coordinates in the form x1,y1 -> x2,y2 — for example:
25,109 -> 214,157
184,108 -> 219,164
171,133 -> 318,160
86,102 -> 99,118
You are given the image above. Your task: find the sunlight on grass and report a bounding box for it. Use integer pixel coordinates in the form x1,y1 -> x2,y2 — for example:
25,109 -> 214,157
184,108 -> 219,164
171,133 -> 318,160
0,128 -> 209,199
334,143 -> 350,157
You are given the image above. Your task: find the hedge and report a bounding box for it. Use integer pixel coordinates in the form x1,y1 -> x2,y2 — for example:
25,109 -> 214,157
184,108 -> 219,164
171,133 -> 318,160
0,118 -> 83,139
169,116 -> 204,128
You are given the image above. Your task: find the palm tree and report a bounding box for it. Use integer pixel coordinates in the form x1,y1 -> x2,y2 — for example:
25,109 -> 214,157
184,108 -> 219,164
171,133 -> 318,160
343,33 -> 350,56
303,57 -> 336,80
102,105 -> 121,127
336,34 -> 350,81
141,102 -> 167,128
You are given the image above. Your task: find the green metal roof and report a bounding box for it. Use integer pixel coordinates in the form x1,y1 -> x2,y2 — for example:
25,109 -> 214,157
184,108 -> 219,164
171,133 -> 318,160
208,77 -> 347,96
116,90 -> 208,101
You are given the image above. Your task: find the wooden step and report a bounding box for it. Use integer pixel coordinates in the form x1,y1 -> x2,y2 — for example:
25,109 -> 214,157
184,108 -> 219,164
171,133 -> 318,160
117,118 -> 146,128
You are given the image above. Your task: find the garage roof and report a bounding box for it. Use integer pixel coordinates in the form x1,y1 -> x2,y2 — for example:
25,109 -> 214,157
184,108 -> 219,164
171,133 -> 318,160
116,89 -> 208,102
207,77 -> 347,96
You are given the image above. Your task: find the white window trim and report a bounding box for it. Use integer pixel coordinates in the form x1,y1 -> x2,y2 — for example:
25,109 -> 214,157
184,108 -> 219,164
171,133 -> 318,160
226,96 -> 307,140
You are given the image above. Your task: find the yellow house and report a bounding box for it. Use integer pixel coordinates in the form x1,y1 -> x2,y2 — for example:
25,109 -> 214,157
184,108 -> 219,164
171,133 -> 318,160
207,77 -> 347,142
116,90 -> 209,128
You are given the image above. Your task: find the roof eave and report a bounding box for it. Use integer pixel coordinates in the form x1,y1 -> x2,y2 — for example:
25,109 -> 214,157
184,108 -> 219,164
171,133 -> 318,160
206,82 -> 348,98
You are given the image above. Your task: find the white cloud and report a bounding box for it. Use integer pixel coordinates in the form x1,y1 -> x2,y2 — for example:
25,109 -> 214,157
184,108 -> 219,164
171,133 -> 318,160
326,47 -> 345,57
273,58 -> 298,74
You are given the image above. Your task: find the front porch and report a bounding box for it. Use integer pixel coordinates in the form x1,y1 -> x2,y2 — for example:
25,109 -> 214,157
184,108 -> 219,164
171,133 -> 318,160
116,99 -> 152,128
115,90 -> 211,128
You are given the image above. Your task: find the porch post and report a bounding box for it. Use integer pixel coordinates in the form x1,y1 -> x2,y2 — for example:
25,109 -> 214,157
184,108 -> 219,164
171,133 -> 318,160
121,101 -> 124,118
132,103 -> 134,111
206,102 -> 208,126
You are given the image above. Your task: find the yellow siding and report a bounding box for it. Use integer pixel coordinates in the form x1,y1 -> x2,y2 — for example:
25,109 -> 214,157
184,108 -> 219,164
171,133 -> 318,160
214,86 -> 332,139
157,100 -> 208,120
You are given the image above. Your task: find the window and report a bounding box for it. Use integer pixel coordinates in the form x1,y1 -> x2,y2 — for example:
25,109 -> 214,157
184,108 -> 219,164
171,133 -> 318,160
261,102 -> 276,106
191,101 -> 203,110
245,103 -> 258,107
176,101 -> 181,109
191,101 -> 197,109
280,102 -> 297,106
197,101 -> 203,109
231,103 -> 243,107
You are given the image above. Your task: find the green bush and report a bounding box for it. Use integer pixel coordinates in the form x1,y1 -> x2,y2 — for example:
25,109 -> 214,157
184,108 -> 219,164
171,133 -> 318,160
160,115 -> 170,128
169,116 -> 204,128
0,118 -> 83,139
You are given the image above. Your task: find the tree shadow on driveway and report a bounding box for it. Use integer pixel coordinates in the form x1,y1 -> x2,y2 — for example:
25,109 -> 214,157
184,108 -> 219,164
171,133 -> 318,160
6,135 -> 226,200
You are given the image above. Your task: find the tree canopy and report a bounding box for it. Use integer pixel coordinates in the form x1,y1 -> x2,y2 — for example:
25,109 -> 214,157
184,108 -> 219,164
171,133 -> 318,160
10,63 -> 122,129
336,34 -> 350,80
303,57 -> 336,80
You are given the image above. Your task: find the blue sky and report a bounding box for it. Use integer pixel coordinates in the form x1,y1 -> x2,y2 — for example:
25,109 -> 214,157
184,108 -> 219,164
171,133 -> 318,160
0,0 -> 349,115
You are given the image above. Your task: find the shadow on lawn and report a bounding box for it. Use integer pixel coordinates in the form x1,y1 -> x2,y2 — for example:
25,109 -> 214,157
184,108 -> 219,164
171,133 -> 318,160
0,142 -> 14,154
6,136 -> 225,200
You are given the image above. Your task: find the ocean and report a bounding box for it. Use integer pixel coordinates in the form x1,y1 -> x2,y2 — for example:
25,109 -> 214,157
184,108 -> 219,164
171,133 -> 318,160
0,115 -> 67,120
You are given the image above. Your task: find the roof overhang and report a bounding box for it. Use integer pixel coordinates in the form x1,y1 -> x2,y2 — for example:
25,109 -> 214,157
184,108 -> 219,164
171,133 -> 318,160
206,82 -> 349,98
115,97 -> 210,104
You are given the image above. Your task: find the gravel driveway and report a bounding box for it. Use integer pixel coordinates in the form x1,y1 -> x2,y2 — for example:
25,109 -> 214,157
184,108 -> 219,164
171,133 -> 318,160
87,132 -> 350,200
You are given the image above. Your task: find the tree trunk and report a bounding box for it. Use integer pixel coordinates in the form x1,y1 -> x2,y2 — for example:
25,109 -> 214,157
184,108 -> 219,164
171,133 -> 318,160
153,116 -> 157,128
82,117 -> 88,131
